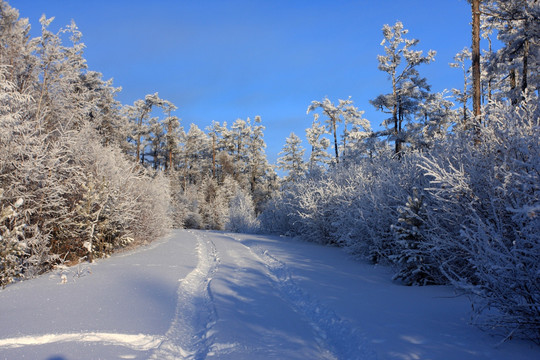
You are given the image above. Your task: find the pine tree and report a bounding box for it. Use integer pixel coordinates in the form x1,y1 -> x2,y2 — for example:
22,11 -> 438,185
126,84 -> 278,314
278,133 -> 307,183
482,0 -> 540,102
306,114 -> 331,171
162,102 -> 181,172
390,188 -> 442,285
307,97 -> 356,163
340,101 -> 372,162
126,93 -> 166,163
181,123 -> 210,187
370,21 -> 435,155
0,1 -> 37,94
411,91 -> 457,149
246,116 -> 274,212
450,47 -> 472,125
148,116 -> 165,170
74,71 -> 126,147
230,118 -> 251,178
206,120 -> 230,181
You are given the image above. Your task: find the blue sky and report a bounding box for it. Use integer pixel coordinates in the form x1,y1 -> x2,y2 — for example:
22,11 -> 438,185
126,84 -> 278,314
11,0 -> 472,164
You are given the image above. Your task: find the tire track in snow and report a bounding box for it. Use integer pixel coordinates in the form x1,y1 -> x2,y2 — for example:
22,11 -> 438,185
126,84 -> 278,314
229,234 -> 376,360
0,332 -> 162,351
150,230 -> 219,360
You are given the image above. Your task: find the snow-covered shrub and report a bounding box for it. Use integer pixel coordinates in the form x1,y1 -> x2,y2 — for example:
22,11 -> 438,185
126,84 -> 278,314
130,170 -> 171,242
20,226 -> 56,279
259,150 -> 416,256
257,188 -> 297,235
226,187 -> 259,233
327,151 -> 429,264
421,95 -> 540,341
0,189 -> 25,287
288,177 -> 339,244
338,154 -> 407,261
67,127 -> 171,259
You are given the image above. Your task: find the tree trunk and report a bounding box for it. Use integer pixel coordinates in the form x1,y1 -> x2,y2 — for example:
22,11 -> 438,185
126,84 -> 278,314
391,69 -> 401,155
487,35 -> 493,102
212,134 -> 216,178
167,122 -> 173,171
395,101 -> 403,155
136,116 -> 142,163
136,108 -> 150,163
521,37 -> 529,98
510,68 -> 518,105
471,0 -> 482,123
332,116 -> 339,163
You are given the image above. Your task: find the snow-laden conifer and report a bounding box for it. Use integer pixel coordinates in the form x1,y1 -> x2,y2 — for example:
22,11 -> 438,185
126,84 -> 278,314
278,133 -> 307,183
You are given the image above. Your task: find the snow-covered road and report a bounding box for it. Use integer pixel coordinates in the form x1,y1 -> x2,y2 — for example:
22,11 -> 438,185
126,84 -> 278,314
0,230 -> 537,360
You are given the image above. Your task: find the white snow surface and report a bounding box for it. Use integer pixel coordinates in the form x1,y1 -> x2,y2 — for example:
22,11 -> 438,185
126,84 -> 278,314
0,229 -> 538,360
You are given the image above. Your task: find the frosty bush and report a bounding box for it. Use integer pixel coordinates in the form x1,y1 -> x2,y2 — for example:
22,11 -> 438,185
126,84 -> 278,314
421,95 -> 540,341
258,92 -> 539,341
226,187 -> 259,233
68,126 -> 171,260
0,189 -> 25,287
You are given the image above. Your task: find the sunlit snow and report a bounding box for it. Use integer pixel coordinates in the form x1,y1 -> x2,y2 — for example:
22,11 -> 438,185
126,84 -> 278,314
0,230 -> 537,359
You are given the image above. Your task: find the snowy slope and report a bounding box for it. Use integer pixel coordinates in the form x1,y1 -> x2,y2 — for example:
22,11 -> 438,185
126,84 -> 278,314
0,230 -> 538,360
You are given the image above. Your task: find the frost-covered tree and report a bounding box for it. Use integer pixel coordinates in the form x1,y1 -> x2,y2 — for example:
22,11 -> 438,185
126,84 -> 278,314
207,120 -> 239,181
230,118 -> 251,175
482,0 -> 540,102
246,116 -> 275,212
278,133 -> 307,183
370,21 -> 436,154
340,101 -> 372,162
33,15 -> 92,133
307,97 -> 362,163
246,116 -> 265,190
450,47 -> 472,125
0,4 -> 171,284
197,176 -> 228,230
181,123 -> 210,187
306,114 -> 330,172
162,102 -> 181,172
75,71 -> 127,147
390,187 -> 443,286
411,91 -> 457,149
126,92 -> 167,163
0,1 -> 37,93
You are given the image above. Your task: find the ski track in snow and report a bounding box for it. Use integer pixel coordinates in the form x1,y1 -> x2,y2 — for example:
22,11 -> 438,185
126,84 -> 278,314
226,233 -> 376,360
149,230 -> 220,360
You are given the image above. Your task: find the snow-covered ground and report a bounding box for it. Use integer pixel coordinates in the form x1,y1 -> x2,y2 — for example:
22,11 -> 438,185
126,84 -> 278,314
0,230 -> 538,360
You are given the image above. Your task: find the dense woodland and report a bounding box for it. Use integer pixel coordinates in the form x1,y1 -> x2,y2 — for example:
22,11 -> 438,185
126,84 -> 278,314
0,0 -> 538,343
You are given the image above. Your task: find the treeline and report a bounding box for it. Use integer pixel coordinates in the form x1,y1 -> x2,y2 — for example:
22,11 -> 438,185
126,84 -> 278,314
263,3 -> 539,343
0,1 -> 275,287
122,93 -> 277,230
0,2 -> 171,285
